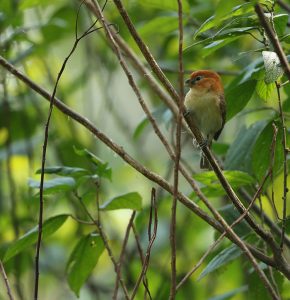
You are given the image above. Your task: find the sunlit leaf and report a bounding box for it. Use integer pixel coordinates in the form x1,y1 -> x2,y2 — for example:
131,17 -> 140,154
3,215 -> 68,262
67,233 -> 105,297
100,192 -> 142,211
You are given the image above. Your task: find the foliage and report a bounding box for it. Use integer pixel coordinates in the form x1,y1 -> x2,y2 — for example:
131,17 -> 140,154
0,0 -> 289,299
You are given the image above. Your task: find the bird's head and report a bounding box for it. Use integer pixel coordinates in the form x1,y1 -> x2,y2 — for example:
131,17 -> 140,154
185,70 -> 223,94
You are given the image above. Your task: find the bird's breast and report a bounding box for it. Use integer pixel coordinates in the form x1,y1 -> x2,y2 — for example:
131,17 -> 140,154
184,89 -> 222,136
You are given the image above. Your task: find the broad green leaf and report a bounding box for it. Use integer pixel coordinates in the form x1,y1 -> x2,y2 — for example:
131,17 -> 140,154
198,244 -> 242,280
73,147 -> 112,180
67,233 -> 105,297
273,14 -> 288,37
226,80 -> 257,121
225,121 -> 268,172
252,121 -> 283,182
28,177 -> 76,194
100,192 -> 142,211
3,215 -> 68,262
36,166 -> 89,177
209,286 -> 248,300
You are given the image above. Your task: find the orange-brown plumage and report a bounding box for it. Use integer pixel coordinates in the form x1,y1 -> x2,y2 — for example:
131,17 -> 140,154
184,70 -> 226,168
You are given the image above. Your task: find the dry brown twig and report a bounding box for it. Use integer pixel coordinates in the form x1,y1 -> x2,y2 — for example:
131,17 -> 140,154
0,261 -> 14,300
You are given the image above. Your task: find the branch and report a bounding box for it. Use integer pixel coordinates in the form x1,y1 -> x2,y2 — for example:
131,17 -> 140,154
255,3 -> 290,81
0,261 -> 14,300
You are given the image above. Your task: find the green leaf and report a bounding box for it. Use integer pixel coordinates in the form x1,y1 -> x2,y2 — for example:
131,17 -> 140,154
193,3 -> 253,39
252,121 -> 283,182
193,170 -> 255,187
273,14 -> 288,37
198,244 -> 242,280
140,0 -> 190,13
3,215 -> 68,262
138,16 -> 178,39
225,121 -> 268,172
219,205 -> 251,237
19,0 -> 57,9
73,147 -> 112,180
192,171 -> 255,199
247,267 -> 284,300
209,286 -> 248,300
215,0 -> 241,19
212,143 -> 230,156
100,192 -> 142,211
28,177 -> 76,194
67,233 -> 105,297
226,80 -> 256,121
202,37 -> 239,57
133,117 -> 149,140
255,80 -> 275,101
36,166 -> 89,177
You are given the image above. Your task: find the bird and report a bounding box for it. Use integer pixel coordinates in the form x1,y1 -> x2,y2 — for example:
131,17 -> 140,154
184,70 -> 226,169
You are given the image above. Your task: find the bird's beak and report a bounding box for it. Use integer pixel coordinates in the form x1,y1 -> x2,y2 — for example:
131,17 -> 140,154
185,79 -> 190,86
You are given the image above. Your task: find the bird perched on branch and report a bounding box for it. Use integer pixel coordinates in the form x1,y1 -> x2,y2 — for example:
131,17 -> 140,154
184,70 -> 226,169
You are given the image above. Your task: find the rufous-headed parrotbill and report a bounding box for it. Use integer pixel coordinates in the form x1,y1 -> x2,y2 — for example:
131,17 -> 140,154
184,70 -> 226,169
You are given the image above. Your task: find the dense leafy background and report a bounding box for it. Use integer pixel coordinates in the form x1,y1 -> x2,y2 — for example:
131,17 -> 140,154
0,0 -> 289,299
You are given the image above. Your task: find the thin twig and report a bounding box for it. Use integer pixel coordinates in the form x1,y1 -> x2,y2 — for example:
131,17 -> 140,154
33,1 -> 107,297
74,191 -> 130,299
131,188 -> 158,299
169,1 -> 184,298
113,211 -> 136,299
255,4 -> 290,81
275,82 -> 288,250
0,261 -> 14,300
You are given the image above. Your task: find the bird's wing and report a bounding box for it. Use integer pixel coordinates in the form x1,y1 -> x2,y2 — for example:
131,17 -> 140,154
213,93 -> 226,140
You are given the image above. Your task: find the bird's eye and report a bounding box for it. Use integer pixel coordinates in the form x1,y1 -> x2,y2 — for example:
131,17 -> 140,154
195,76 -> 202,81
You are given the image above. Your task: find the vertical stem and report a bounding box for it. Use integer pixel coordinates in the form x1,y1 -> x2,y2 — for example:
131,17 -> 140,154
275,82 -> 288,250
170,1 -> 184,299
